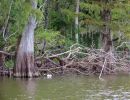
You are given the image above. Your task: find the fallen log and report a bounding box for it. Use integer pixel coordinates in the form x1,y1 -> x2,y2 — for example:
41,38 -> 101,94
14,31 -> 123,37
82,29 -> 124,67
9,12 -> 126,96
0,51 -> 14,56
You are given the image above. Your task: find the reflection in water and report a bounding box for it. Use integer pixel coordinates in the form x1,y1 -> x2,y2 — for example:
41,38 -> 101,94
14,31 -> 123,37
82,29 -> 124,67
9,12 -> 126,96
0,78 -> 38,100
26,79 -> 37,99
0,75 -> 130,100
19,78 -> 37,100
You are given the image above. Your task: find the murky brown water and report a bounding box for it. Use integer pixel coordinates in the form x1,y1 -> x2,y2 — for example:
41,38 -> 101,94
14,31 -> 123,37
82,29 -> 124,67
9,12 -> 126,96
0,75 -> 130,100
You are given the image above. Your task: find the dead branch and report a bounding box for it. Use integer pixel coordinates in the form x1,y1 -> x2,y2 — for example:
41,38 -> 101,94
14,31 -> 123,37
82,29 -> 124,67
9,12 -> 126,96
0,51 -> 14,56
35,43 -> 130,76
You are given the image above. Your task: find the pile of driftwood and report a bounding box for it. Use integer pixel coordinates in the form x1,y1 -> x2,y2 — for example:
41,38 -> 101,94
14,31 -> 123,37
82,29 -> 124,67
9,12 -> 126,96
35,43 -> 130,78
0,43 -> 130,78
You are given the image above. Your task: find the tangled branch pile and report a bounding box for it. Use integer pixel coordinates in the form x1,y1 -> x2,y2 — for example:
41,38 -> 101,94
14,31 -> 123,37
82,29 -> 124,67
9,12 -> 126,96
35,44 -> 130,78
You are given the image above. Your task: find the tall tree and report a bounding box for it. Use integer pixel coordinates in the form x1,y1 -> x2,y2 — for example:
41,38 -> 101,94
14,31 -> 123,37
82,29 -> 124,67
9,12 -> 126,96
80,0 -> 130,50
14,0 -> 39,78
0,0 -> 13,74
44,0 -> 50,29
75,0 -> 80,43
101,4 -> 112,52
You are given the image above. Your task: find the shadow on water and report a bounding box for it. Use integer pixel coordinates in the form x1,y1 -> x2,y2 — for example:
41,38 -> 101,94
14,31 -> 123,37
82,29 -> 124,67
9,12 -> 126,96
0,75 -> 130,100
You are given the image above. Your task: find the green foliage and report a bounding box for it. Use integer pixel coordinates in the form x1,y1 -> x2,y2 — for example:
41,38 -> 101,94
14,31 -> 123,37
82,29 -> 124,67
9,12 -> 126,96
5,34 -> 18,52
5,60 -> 14,68
32,9 -> 43,21
35,28 -> 65,49
11,0 -> 32,30
0,0 -> 12,33
79,0 -> 130,45
80,2 -> 101,16
61,8 -> 75,25
0,34 -> 5,49
0,0 -> 130,55
49,11 -> 67,30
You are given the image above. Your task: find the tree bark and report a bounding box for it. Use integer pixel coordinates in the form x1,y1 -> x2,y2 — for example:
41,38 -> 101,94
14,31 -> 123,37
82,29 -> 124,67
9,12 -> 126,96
0,49 -> 5,75
101,8 -> 112,52
44,0 -> 50,29
101,8 -> 114,72
14,0 -> 39,78
75,0 -> 80,43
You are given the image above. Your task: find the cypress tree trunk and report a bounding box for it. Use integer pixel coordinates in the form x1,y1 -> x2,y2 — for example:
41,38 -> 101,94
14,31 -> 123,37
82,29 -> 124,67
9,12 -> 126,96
44,0 -> 50,29
101,7 -> 114,72
0,49 -> 5,75
0,52 -> 4,68
101,8 -> 112,52
0,35 -> 5,75
14,0 -> 39,78
75,0 -> 80,43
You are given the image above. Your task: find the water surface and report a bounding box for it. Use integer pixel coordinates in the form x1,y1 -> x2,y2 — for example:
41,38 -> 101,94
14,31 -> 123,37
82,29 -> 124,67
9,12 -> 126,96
0,75 -> 130,100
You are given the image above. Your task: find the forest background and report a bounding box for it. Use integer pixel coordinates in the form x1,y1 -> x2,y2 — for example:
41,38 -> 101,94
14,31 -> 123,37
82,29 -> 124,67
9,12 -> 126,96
0,0 -> 130,78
